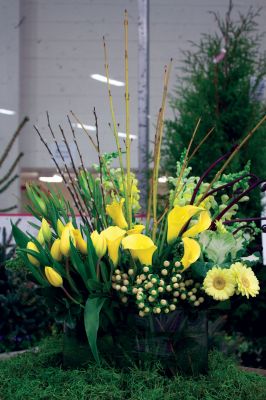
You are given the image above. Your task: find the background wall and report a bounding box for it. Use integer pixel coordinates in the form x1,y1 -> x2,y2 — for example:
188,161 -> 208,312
0,0 -> 265,210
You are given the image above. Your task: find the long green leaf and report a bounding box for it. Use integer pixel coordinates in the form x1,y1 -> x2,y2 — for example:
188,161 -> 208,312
84,297 -> 106,363
69,241 -> 89,288
11,222 -> 29,248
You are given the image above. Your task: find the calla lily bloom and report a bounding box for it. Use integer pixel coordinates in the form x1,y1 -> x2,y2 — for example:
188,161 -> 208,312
122,234 -> 157,266
45,266 -> 63,287
41,218 -> 52,242
26,241 -> 40,266
73,229 -> 88,255
182,210 -> 212,238
36,228 -> 45,245
127,224 -> 145,235
106,199 -> 128,229
57,219 -> 65,237
60,224 -> 76,257
91,230 -> 107,259
51,238 -> 63,261
181,237 -> 201,269
167,205 -> 202,244
102,226 -> 126,266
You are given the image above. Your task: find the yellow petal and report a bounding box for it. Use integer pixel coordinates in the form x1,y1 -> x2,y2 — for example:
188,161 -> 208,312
181,237 -> 201,269
26,241 -> 40,266
73,229 -> 88,255
36,228 -> 45,245
91,230 -> 107,259
122,234 -> 157,266
51,238 -> 63,261
106,199 -> 128,229
60,225 -> 76,257
127,224 -> 145,235
45,266 -> 63,287
182,210 -> 212,238
167,205 -> 202,244
41,218 -> 52,242
102,226 -> 126,266
57,219 -> 65,237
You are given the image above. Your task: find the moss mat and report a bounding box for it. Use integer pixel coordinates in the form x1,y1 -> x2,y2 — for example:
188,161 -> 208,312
0,336 -> 265,400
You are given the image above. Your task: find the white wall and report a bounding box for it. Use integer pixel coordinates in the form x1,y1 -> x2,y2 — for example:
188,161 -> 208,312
0,0 -> 20,211
18,0 -> 266,172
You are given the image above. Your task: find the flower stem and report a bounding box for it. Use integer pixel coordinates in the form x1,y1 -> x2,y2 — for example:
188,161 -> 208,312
61,286 -> 84,308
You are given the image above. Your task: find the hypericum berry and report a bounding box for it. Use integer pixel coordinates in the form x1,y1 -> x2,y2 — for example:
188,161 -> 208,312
190,295 -> 196,302
176,274 -> 182,280
179,282 -> 185,288
171,277 -> 178,283
194,301 -> 200,307
163,260 -> 170,267
173,283 -> 179,289
115,269 -> 121,274
140,274 -> 146,281
185,280 -> 191,286
180,293 -> 186,300
132,288 -> 138,294
173,298 -> 178,303
161,269 -> 168,276
151,289 -> 157,296
143,266 -> 149,273
122,273 -> 128,279
146,282 -> 153,289
188,291 -> 193,296
164,308 -> 170,313
115,275 -> 122,281
169,304 -> 176,311
174,261 -> 181,267
139,311 -> 145,317
112,276 -> 116,282
144,307 -> 150,313
159,279 -> 164,286
115,284 -> 121,291
166,285 -> 172,292
128,269 -> 134,276
138,302 -> 145,309
198,297 -> 204,303
151,277 -> 157,284
112,283 -> 116,289
123,279 -> 129,286
192,288 -> 197,294
158,287 -> 164,293
148,296 -> 155,302
160,299 -> 167,306
155,307 -> 161,314
173,291 -> 180,297
121,296 -> 128,303
121,286 -> 127,293
136,278 -> 142,285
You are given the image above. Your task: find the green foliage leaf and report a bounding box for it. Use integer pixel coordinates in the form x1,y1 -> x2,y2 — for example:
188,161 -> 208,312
84,297 -> 106,363
11,222 -> 29,248
69,241 -> 89,289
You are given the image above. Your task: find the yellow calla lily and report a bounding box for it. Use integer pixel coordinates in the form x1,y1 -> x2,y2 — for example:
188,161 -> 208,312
182,210 -> 212,238
51,238 -> 63,261
57,219 -> 65,237
106,199 -> 128,229
45,266 -> 63,287
102,226 -> 126,266
167,205 -> 202,244
73,229 -> 88,255
41,218 -> 52,242
91,230 -> 107,259
36,228 -> 45,245
127,224 -> 145,235
122,234 -> 157,266
181,237 -> 201,269
60,224 -> 76,257
26,241 -> 40,266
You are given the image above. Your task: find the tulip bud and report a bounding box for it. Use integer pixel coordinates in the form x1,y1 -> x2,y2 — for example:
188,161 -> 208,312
60,225 -> 76,257
73,229 -> 88,255
36,228 -> 45,245
57,219 -> 65,238
51,238 -> 63,261
91,230 -> 107,259
41,218 -> 52,242
26,241 -> 40,266
45,266 -> 63,287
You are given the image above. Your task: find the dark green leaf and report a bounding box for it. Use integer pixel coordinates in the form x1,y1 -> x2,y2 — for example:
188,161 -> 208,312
84,297 -> 106,363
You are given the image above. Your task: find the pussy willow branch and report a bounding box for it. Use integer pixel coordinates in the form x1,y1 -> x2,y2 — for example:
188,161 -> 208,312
187,127 -> 215,163
0,116 -> 29,168
0,152 -> 23,185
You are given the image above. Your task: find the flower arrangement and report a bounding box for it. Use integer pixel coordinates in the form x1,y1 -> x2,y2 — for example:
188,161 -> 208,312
12,12 -> 266,366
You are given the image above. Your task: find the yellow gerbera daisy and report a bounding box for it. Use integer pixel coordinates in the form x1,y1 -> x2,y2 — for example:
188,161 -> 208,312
230,262 -> 260,298
203,267 -> 235,301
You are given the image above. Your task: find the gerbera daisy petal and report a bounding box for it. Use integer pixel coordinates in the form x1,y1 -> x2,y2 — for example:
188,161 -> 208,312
203,267 -> 235,301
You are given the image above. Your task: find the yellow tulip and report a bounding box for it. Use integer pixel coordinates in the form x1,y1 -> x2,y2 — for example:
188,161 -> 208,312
51,238 -> 63,261
73,229 -> 88,255
181,237 -> 201,269
91,230 -> 107,259
26,241 -> 40,266
57,219 -> 65,237
41,218 -> 52,242
36,228 -> 45,245
122,234 -> 157,266
106,199 -> 128,229
167,205 -> 202,244
182,210 -> 212,238
102,226 -> 126,266
60,225 -> 76,257
127,224 -> 145,235
45,266 -> 63,287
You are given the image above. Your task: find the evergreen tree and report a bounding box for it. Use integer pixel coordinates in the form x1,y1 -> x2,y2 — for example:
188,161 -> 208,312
162,1 -> 266,204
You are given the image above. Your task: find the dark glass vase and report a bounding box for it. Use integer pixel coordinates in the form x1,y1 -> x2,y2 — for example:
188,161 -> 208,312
62,309 -> 208,375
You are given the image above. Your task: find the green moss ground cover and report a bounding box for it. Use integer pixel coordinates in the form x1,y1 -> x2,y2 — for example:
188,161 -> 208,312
0,336 -> 265,400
